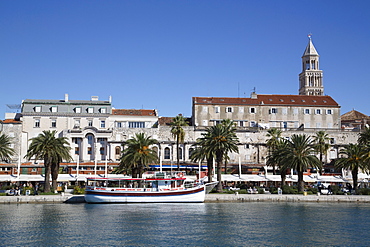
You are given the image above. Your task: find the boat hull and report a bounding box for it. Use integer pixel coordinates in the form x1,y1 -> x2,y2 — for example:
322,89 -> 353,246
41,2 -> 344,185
85,186 -> 205,203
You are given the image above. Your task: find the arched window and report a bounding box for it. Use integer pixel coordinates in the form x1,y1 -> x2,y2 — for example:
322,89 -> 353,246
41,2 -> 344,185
164,147 -> 170,159
115,146 -> 121,155
179,148 -> 183,160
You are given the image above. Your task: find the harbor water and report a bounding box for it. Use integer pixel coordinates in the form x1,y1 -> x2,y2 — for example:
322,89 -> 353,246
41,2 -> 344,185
0,202 -> 369,246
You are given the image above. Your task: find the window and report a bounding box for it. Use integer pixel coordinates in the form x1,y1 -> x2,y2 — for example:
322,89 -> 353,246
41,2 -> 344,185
239,121 -> 244,127
214,120 -> 221,125
75,147 -> 79,155
316,122 -> 321,128
51,106 -> 57,112
226,107 -> 233,113
250,107 -> 256,114
34,119 -> 40,128
316,109 -> 321,115
75,107 -> 81,113
72,138 -> 79,144
100,120 -> 106,128
129,122 -> 145,128
116,122 -> 122,128
34,106 -> 41,112
250,121 -> 256,127
215,106 -> 220,113
330,138 -> 335,145
282,108 -> 288,115
245,144 -> 250,149
87,107 -> 94,113
51,119 -> 57,128
100,108 -> 107,114
304,109 -> 310,114
100,147 -> 105,155
179,148 -> 183,160
164,147 -> 170,159
202,106 -> 208,112
270,108 -> 278,114
293,108 -> 299,115
239,107 -> 244,113
327,109 -> 333,115
88,120 -> 93,127
87,147 -> 92,155
74,119 -> 80,128
115,147 -> 121,155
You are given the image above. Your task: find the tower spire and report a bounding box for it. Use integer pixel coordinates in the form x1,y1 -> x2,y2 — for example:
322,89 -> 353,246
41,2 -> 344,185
299,35 -> 324,96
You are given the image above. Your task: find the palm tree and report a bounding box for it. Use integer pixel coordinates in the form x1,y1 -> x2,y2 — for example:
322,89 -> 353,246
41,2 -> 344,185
170,114 -> 188,171
0,133 -> 15,162
119,133 -> 158,178
266,139 -> 289,186
266,128 -> 282,175
25,130 -> 72,192
335,143 -> 368,192
312,131 -> 331,174
190,141 -> 214,183
279,134 -> 322,192
358,126 -> 370,146
198,119 -> 239,192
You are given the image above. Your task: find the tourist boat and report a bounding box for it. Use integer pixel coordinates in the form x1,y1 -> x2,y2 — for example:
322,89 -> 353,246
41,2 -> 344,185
84,172 -> 216,203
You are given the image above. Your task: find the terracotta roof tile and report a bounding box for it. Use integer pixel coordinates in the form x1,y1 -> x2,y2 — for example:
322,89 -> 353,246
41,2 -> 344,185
1,119 -> 22,124
112,109 -> 157,116
341,110 -> 370,121
158,117 -> 192,126
193,94 -> 339,107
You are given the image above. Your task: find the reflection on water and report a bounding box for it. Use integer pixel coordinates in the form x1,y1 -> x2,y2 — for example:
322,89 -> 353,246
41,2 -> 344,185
0,202 -> 369,246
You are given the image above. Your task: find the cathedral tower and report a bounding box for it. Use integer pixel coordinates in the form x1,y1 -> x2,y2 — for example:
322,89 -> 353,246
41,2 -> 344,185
299,35 -> 324,95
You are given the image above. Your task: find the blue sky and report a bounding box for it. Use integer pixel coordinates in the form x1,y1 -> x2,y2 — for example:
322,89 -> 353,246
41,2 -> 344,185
1,1 -> 370,118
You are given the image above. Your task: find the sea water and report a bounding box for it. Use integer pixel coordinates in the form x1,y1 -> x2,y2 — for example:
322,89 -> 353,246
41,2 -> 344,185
0,202 -> 369,246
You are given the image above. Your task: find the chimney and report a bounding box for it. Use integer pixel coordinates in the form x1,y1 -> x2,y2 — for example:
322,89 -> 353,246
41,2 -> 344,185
64,94 -> 69,102
91,96 -> 99,101
251,92 -> 258,99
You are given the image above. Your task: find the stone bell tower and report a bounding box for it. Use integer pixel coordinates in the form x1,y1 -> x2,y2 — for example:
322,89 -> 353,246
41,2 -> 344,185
299,35 -> 324,96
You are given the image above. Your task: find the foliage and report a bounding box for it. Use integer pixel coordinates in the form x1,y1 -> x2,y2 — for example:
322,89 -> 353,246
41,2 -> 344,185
335,143 -> 368,191
170,114 -> 188,171
266,128 -> 282,175
119,133 -> 158,178
282,185 -> 298,194
0,193 -> 7,196
312,131 -> 331,173
278,134 -> 322,192
0,133 -> 15,162
24,130 -> 72,193
193,120 -> 239,192
356,188 -> 370,195
73,186 -> 85,194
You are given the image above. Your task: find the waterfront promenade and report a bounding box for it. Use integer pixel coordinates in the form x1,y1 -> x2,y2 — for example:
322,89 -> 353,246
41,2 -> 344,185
1,193 -> 370,204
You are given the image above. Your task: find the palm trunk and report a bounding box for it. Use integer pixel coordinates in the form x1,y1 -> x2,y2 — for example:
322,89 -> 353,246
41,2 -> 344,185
176,137 -> 180,171
280,168 -> 286,186
207,157 -> 213,183
297,169 -> 304,192
51,162 -> 60,191
216,152 -> 223,193
43,156 -> 52,193
353,168 -> 359,192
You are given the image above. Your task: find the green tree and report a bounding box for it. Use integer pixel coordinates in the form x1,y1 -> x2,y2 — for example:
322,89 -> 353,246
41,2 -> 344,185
279,134 -> 322,192
25,130 -> 72,192
196,119 -> 239,192
170,114 -> 188,171
119,133 -> 158,178
266,139 -> 289,186
335,143 -> 368,192
266,128 -> 282,175
312,131 -> 331,174
358,126 -> 370,146
0,133 -> 15,162
190,141 -> 214,183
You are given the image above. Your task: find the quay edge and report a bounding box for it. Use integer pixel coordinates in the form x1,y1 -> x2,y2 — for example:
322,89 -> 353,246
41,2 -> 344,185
1,194 -> 370,204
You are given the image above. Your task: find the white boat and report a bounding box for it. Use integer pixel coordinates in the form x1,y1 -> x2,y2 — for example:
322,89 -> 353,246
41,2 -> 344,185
84,172 -> 206,203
